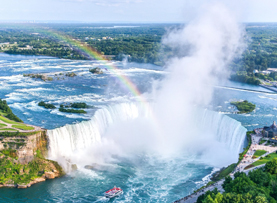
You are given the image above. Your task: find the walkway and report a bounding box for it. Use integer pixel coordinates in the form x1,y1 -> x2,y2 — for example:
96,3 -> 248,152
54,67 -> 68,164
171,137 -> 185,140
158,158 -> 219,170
174,132 -> 277,203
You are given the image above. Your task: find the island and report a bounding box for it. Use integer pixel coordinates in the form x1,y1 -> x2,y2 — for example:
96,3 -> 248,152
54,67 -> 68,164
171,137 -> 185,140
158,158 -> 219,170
0,99 -> 64,188
59,107 -> 86,114
38,101 -> 56,109
89,67 -> 103,74
231,100 -> 256,114
24,71 -> 78,82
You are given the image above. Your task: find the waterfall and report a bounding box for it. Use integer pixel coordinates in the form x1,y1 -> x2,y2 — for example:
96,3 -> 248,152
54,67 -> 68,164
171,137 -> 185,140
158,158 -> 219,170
198,109 -> 247,156
47,102 -> 246,171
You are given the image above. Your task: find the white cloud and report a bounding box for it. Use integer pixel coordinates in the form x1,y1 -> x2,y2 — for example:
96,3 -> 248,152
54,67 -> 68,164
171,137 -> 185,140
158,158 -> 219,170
61,0 -> 143,6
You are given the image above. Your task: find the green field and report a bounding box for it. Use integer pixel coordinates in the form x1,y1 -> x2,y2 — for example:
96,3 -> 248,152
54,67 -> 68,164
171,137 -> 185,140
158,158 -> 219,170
0,128 -> 18,131
245,153 -> 277,169
0,116 -> 20,124
0,124 -> 7,128
253,150 -> 267,158
12,125 -> 34,131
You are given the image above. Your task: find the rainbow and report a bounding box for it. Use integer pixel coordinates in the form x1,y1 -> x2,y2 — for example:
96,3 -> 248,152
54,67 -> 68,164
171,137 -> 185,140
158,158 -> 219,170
31,27 -> 162,134
38,28 -> 149,104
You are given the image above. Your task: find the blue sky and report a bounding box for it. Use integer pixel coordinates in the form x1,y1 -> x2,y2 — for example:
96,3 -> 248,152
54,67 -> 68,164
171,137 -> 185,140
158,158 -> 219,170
0,0 -> 277,23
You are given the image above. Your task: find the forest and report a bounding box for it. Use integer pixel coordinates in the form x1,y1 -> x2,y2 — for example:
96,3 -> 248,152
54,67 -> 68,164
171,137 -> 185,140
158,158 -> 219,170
197,158 -> 277,203
2,23 -> 277,78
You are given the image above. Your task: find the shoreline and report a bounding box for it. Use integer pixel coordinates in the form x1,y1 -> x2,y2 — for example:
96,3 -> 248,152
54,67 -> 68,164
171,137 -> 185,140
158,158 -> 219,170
174,131 -> 277,203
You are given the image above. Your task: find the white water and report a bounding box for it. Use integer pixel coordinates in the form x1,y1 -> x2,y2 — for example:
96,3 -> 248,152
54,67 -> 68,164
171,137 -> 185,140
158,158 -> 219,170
47,102 -> 246,172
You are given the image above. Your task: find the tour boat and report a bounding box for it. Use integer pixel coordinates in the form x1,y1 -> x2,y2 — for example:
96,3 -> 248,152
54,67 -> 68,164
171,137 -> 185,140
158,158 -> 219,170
104,186 -> 123,198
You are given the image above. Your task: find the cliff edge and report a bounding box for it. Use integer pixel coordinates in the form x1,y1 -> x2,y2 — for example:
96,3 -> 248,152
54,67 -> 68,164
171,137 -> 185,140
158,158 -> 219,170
0,130 -> 65,188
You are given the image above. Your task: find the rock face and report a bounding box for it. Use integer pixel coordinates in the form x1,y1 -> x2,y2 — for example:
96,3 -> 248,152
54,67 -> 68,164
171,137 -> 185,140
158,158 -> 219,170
45,171 -> 56,179
0,129 -> 64,189
16,131 -> 48,164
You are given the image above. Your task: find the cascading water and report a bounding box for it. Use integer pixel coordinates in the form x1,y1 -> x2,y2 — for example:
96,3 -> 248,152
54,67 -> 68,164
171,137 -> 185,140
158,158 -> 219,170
48,102 -> 246,172
199,109 -> 247,155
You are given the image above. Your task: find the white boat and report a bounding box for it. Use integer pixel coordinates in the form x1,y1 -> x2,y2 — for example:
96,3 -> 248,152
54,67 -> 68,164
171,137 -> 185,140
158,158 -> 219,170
104,186 -> 123,198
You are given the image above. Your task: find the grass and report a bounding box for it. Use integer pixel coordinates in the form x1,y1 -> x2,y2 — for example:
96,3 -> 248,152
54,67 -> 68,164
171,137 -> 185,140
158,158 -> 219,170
245,153 -> 277,169
0,116 -> 19,124
259,139 -> 267,145
12,124 -> 34,130
253,150 -> 267,159
0,128 -> 18,131
0,124 -> 7,128
239,131 -> 253,162
211,163 -> 237,182
0,131 -> 40,137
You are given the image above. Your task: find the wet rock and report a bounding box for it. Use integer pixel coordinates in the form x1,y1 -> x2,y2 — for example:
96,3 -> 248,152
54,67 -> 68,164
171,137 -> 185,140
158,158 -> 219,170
89,67 -> 103,74
84,165 -> 94,169
17,184 -> 28,189
71,164 -> 78,171
45,172 -> 55,179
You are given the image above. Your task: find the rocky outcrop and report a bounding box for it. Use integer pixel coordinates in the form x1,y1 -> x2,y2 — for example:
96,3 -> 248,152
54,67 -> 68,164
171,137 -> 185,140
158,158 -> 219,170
0,129 -> 64,189
15,130 -> 48,164
89,67 -> 103,74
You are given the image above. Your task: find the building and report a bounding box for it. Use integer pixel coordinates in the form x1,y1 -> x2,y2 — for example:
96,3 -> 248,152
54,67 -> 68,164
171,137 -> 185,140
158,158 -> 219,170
262,121 -> 277,138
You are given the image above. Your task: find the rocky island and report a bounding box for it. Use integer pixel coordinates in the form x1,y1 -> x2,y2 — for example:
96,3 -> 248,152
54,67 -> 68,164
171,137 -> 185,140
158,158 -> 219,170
89,67 -> 103,74
231,100 -> 256,114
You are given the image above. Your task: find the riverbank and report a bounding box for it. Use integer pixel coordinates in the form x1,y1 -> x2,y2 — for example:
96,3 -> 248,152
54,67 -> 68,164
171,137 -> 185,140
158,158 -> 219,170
174,130 -> 277,203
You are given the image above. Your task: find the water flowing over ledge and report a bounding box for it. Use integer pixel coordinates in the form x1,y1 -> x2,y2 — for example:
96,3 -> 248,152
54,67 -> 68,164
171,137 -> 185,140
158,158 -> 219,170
47,102 -> 247,172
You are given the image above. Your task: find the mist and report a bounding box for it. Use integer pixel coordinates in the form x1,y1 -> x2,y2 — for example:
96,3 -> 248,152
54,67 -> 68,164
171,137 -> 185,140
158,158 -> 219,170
104,3 -> 246,164
48,2 -> 247,171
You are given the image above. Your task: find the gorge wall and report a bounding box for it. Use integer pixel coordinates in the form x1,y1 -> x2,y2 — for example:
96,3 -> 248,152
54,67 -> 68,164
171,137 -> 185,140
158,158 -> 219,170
0,130 -> 64,188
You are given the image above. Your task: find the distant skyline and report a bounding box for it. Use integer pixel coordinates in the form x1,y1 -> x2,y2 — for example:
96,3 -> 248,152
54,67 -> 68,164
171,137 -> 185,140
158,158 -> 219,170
1,0 -> 277,23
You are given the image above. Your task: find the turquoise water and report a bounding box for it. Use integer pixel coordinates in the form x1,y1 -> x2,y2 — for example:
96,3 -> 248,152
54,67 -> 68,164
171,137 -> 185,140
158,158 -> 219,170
0,53 -> 273,202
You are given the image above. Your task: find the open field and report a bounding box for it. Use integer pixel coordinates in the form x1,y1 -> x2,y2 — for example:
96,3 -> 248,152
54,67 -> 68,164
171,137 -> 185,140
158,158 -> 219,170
12,125 -> 34,130
0,124 -> 7,128
246,153 -> 277,169
253,150 -> 267,158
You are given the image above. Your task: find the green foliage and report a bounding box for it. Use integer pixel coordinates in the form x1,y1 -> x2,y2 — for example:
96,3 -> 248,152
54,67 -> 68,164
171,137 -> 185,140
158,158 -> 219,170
0,131 -> 39,137
231,100 -> 256,114
0,24 -> 166,64
211,164 -> 237,182
198,168 -> 277,203
0,128 -> 18,131
239,132 -> 253,163
38,101 -> 56,109
1,150 -> 17,158
260,139 -> 268,145
230,73 -> 261,85
0,99 -> 23,122
0,123 -> 7,128
250,153 -> 277,167
253,150 -> 267,158
12,124 -> 34,130
70,102 -> 89,108
59,107 -> 86,114
265,158 -> 277,174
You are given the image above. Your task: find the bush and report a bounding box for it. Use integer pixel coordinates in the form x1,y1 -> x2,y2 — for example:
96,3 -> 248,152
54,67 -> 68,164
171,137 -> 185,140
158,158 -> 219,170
0,99 -> 23,122
231,100 -> 256,114
59,107 -> 86,114
38,101 -> 56,109
70,102 -> 89,108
